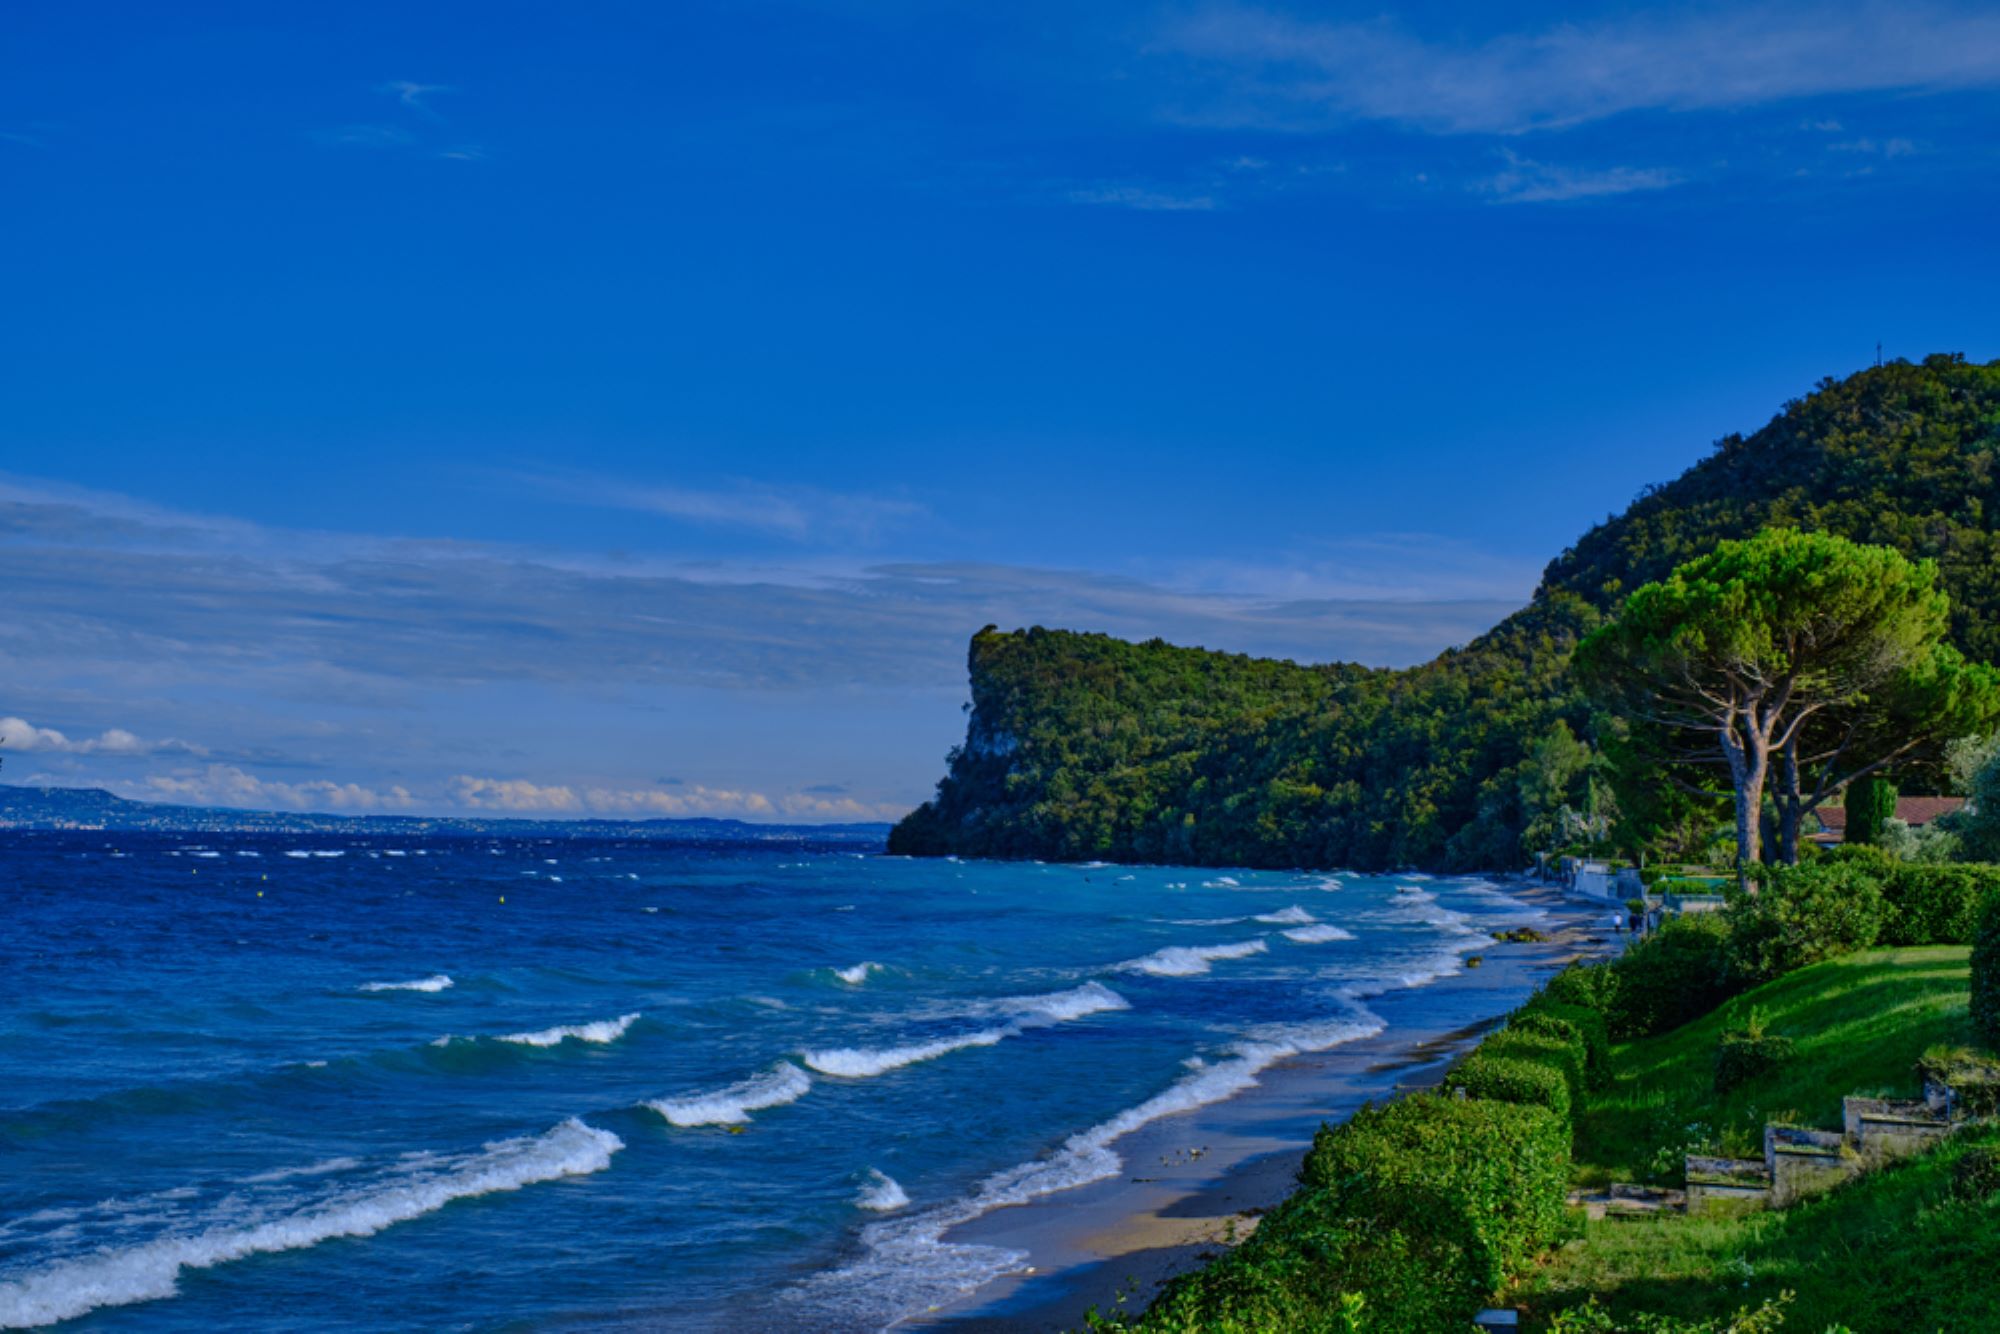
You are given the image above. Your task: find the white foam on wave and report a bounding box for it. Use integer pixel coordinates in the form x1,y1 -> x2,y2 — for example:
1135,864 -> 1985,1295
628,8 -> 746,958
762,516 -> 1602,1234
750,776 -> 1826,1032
1118,938 -> 1267,978
1254,905 -> 1316,925
856,1170 -> 910,1212
796,1006 -> 1384,1328
1202,876 -> 1241,888
497,1013 -> 641,1048
240,1156 -> 361,1185
1283,924 -> 1356,945
0,1119 -> 621,1329
834,961 -> 883,985
804,1029 -> 1013,1078
645,1062 -> 812,1127
992,981 -> 1129,1024
358,974 -> 453,994
805,982 -> 1129,1079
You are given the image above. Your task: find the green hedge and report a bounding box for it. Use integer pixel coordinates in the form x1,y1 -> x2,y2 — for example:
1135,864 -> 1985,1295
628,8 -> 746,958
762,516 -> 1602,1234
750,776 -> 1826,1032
1514,999 -> 1611,1082
1725,862 -> 1885,985
1714,1032 -> 1796,1093
1606,913 -> 1736,1038
1974,892 -> 2000,1050
1119,1095 -> 1571,1334
1544,960 -> 1622,1021
1878,864 -> 2000,946
1483,1026 -> 1587,1103
1446,1052 -> 1572,1121
1300,1094 -> 1571,1297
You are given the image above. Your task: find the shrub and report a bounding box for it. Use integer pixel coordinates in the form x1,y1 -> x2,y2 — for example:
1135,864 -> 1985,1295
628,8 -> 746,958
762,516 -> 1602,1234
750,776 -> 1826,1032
1725,861 -> 1885,985
1478,1028 -> 1587,1105
1446,1052 -> 1572,1121
1847,775 -> 1898,846
1916,1044 -> 2000,1117
1545,960 -> 1621,1018
1972,891 -> 2000,1050
1954,1147 -> 2000,1201
1822,842 -> 1896,875
1547,1293 -> 1809,1333
1714,1011 -> 1796,1094
1515,998 -> 1612,1079
1878,864 -> 2000,946
1609,912 -> 1736,1038
1300,1094 -> 1571,1299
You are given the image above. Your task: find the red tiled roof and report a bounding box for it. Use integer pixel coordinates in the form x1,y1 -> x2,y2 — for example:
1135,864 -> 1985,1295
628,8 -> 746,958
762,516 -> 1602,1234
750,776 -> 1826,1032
1816,796 -> 1967,834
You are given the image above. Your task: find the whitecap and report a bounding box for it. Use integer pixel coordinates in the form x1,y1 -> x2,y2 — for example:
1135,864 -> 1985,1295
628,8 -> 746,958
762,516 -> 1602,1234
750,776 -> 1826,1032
240,1156 -> 362,1185
1253,906 -> 1315,925
497,1013 -> 641,1048
857,1169 -> 910,1212
1283,924 -> 1356,945
1116,939 -> 1267,978
1202,876 -> 1241,888
358,975 -> 453,994
804,1029 -> 1013,1078
645,1063 -> 812,1127
989,981 -> 1129,1024
796,1008 -> 1383,1327
834,961 -> 883,985
0,1119 -> 621,1329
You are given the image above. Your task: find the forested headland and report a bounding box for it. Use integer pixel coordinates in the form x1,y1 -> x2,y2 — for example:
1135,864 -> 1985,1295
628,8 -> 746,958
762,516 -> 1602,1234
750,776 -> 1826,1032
890,355 -> 2000,870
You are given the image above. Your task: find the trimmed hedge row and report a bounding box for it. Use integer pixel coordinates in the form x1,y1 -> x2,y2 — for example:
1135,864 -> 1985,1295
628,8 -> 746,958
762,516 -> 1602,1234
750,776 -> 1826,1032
1118,1095 -> 1571,1333
1975,892 -> 2000,1050
1446,1052 -> 1571,1121
1877,864 -> 2000,947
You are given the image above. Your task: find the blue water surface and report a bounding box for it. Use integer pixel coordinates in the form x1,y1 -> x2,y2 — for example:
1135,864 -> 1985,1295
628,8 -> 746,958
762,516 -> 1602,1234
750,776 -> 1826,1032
0,832 -> 1550,1331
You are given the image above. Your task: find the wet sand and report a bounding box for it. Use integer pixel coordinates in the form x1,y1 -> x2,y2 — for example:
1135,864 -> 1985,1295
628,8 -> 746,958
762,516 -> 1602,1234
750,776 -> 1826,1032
901,881 -> 1615,1332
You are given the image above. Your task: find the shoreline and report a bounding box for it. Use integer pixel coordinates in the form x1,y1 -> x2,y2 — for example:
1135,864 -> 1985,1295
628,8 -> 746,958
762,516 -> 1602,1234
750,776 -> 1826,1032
903,879 -> 1614,1333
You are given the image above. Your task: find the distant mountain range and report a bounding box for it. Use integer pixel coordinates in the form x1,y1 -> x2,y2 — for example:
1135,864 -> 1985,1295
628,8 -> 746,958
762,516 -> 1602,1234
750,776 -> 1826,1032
0,784 -> 889,843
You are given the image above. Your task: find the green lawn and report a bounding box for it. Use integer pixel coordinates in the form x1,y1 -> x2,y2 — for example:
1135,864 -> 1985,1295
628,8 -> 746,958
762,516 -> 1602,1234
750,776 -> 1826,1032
1510,946 -> 1998,1332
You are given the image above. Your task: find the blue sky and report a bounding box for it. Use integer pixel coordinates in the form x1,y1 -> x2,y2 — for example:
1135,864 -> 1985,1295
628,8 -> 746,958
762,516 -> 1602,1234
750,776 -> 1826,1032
4,1 -> 1998,820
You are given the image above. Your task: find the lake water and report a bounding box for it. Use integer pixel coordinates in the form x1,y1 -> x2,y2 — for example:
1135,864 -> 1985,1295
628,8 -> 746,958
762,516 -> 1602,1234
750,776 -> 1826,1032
0,832 -> 1550,1331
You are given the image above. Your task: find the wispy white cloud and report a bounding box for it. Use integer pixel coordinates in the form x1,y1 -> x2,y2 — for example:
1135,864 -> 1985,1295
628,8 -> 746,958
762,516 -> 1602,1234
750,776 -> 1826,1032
1830,136 -> 1922,158
1158,4 -> 2000,135
1068,184 -> 1218,211
316,124 -> 417,149
378,81 -> 453,116
1478,151 -> 1684,204
534,473 -> 928,544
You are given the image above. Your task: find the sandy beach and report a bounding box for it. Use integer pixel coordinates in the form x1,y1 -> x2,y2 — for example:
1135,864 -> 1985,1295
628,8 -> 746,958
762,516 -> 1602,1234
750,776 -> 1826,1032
905,880 -> 1616,1332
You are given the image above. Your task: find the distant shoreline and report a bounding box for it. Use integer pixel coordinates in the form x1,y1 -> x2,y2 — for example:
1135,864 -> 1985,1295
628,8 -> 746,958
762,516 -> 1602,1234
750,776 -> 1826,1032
905,879 -> 1615,1333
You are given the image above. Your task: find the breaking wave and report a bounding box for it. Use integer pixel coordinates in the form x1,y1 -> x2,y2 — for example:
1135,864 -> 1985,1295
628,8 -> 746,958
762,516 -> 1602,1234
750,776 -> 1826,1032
1117,939 -> 1267,978
358,975 -> 453,994
645,1063 -> 812,1127
496,1013 -> 641,1048
0,1119 -> 622,1329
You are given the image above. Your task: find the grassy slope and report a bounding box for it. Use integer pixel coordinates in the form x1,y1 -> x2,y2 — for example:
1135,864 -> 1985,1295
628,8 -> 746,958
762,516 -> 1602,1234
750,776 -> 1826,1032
1511,946 -> 1997,1332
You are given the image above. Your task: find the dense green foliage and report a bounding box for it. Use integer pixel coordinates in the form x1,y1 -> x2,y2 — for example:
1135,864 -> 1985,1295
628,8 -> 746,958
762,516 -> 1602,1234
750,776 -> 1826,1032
1975,891 -> 2000,1048
1872,862 -> 2000,945
1521,948 -> 1992,1332
1516,998 -> 1613,1081
1575,529 -> 1997,866
1603,914 -> 1737,1039
1102,1094 -> 1571,1333
1723,862 -> 1887,984
894,356 -> 2000,870
1847,777 -> 1898,846
1446,1051 -> 1573,1120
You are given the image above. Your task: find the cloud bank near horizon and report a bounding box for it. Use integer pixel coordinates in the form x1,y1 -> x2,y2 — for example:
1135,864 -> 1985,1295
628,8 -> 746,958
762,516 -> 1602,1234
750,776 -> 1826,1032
0,474 -> 1530,820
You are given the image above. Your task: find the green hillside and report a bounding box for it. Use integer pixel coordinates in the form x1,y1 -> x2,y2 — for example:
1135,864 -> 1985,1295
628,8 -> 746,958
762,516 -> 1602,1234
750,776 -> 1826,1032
890,355 -> 2000,869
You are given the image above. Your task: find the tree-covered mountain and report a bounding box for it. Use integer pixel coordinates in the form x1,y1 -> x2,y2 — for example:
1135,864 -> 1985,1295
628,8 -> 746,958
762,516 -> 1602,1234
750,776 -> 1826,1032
890,354 -> 2000,870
